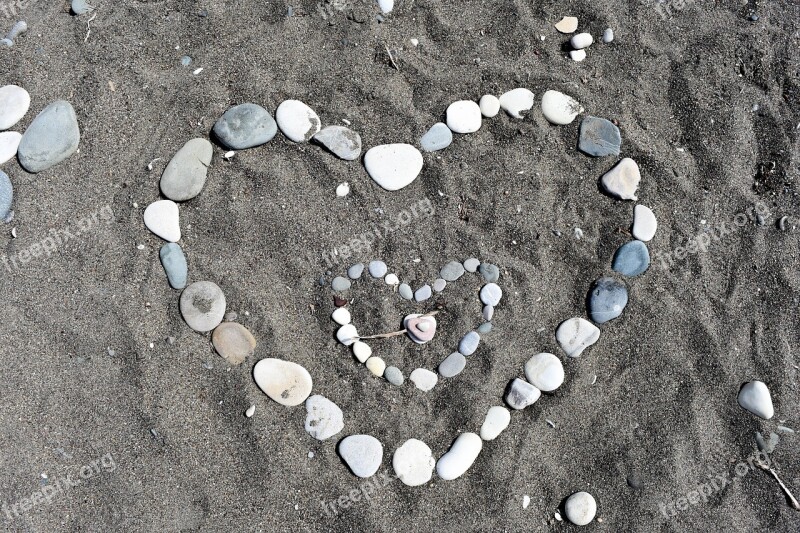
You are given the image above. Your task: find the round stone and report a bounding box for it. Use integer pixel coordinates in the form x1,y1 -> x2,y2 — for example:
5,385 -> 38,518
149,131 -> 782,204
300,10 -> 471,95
377,0 -> 393,14
17,100 -> 80,173
579,116 -> 621,157
304,395 -> 344,441
564,492 -> 597,526
159,243 -> 188,289
71,0 -> 94,14
409,368 -> 438,391
180,281 -> 226,332
364,144 -> 424,191
480,406 -> 511,441
0,131 -> 21,165
0,85 -> 30,130
554,16 -> 578,33
612,240 -> 650,277
738,381 -> 774,419
0,170 -> 12,221
312,125 -> 362,160
393,439 -> 435,487
505,378 -> 541,410
463,258 -> 480,272
143,200 -> 181,242
477,322 -> 492,335
212,322 -> 256,364
439,352 -> 466,378
212,103 -> 277,150
588,277 -> 629,324
331,276 -> 352,291
524,353 -> 564,392
160,138 -> 214,201
253,357 -> 313,406
479,95 -> 500,118
414,284 -> 432,302
571,32 -> 594,49
275,99 -> 321,142
368,260 -> 387,278
440,260 -> 465,281
541,90 -> 584,125
399,283 -> 413,300
385,273 -> 399,285
633,205 -> 657,241
331,307 -> 351,325
347,263 -> 365,279
458,331 -> 480,356
446,100 -> 482,134
336,324 -> 359,346
499,88 -> 535,119
436,433 -> 482,481
480,283 -> 503,306
420,122 -> 453,152
556,317 -> 600,358
384,366 -> 404,386
601,158 -> 641,201
366,356 -> 386,377
432,278 -> 446,292
479,263 -> 500,282
352,341 -> 372,363
339,435 -> 383,478
570,49 -> 587,62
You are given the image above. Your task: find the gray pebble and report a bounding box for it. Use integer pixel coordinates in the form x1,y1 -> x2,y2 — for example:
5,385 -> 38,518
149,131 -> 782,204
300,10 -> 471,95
504,378 -> 541,410
180,55 -> 192,67
479,263 -> 500,283
338,435 -> 383,478
432,278 -> 447,292
420,122 -> 453,152
458,331 -> 480,356
414,284 -> 432,302
477,322 -> 492,335
0,170 -> 12,221
399,283 -> 413,300
578,116 -> 621,157
159,243 -> 188,289
440,260 -> 465,281
313,125 -> 362,161
384,366 -> 404,386
612,240 -> 650,277
331,276 -> 351,291
212,103 -> 278,150
588,277 -> 628,324
180,281 -> 226,332
347,263 -> 365,279
483,305 -> 494,321
602,28 -> 614,43
368,260 -> 387,278
17,100 -> 80,173
463,258 -> 480,272
71,0 -> 94,15
439,352 -> 466,377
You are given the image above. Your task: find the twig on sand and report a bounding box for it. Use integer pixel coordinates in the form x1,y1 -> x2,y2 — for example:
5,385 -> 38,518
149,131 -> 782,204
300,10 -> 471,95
755,457 -> 800,511
84,12 -> 97,43
384,43 -> 399,70
358,310 -> 439,340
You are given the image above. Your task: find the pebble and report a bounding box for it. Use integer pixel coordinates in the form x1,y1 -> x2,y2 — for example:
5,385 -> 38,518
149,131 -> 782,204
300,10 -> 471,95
409,368 -> 438,391
459,331 -> 480,356
253,358 -> 313,406
336,182 -> 350,197
160,138 -> 214,201
304,395 -> 344,441
143,200 -> 181,242
738,381 -> 774,419
432,278 -> 446,292
499,88 -> 535,119
414,284 -> 432,302
376,0 -> 393,14
612,240 -> 650,277
601,158 -> 641,200
564,491 -> 597,526
479,263 -> 500,282
446,100 -> 482,134
331,307 -> 351,325
463,258 -> 480,272
483,305 -> 494,321
399,283 -> 413,300
405,314 -> 437,344
570,49 -> 586,62
275,99 -> 321,142
571,32 -> 594,49
180,281 -> 226,332
364,144 -> 424,191
71,0 -> 94,15
436,433 -> 482,481
336,324 -> 359,346
366,356 -> 386,377
632,205 -> 657,241
0,131 -> 21,164
602,28 -> 614,43
331,276 -> 352,291
524,353 -> 564,392
212,103 -> 277,150
505,378 -> 541,409
480,406 -> 511,441
541,90 -> 584,125
212,322 -> 256,364
420,122 -> 453,152
180,55 -> 192,67
439,352 -> 466,377
556,317 -> 600,357
479,95 -> 500,118
347,263 -> 365,279
159,243 -> 188,289
393,439 -> 435,487
588,277 -> 628,324
312,125 -> 362,160
352,341 -> 372,363
368,260 -> 387,278
0,85 -> 30,130
440,260 -> 465,281
477,322 -> 492,335
384,366 -> 404,385
339,435 -> 383,478
579,116 -> 621,157
246,405 -> 256,418
554,16 -> 578,33
17,100 -> 80,173
480,283 -> 503,306
0,170 -> 11,220
385,273 -> 399,285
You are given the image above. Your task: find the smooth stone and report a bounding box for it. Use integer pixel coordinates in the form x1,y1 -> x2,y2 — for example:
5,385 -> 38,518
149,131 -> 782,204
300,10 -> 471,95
477,322 -> 492,335
738,381 -> 774,419
312,125 -> 362,160
304,395 -> 344,441
499,88 -> 535,119
565,492 -> 597,526
405,314 -> 437,344
159,243 -> 188,289
212,322 -> 256,364
420,122 -> 453,152
524,353 -> 565,392
352,341 -> 372,363
554,16 -> 578,33
17,100 -> 80,173
571,32 -> 594,49
480,406 -> 511,441
339,435 -> 383,478
570,49 -> 587,62
376,0 -> 393,14
556,317 -> 600,357
601,158 -> 641,200
480,283 -> 503,306
463,258 -> 480,272
0,170 -> 12,220
180,55 -> 192,66
160,138 -> 214,201
143,200 -> 181,242
331,307 -> 351,325
366,356 -> 386,377
409,368 -> 438,391
393,439 -> 435,487
436,433 -> 482,481
0,131 -> 21,164
479,263 -> 500,282
368,260 -> 387,278
347,263 -> 365,279
612,240 -> 650,277
384,366 -> 404,386
446,100 -> 482,134
71,0 -> 94,15
399,283 -> 413,300
579,116 -> 621,157
432,278 -> 446,292
588,277 -> 628,324
633,205 -> 657,241
458,331 -> 480,356
439,352 -> 466,378
414,284 -> 432,302
275,99 -> 320,142
364,144 -> 424,191
603,28 -> 614,43
479,95 -> 500,118
385,273 -> 399,285
541,90 -> 584,125
212,103 -> 277,150
440,260 -> 465,281
483,305 -> 494,321
505,378 -> 541,410
180,281 -> 226,332
336,324 -> 359,346
331,276 -> 352,291
253,358 -> 313,406
0,85 -> 30,130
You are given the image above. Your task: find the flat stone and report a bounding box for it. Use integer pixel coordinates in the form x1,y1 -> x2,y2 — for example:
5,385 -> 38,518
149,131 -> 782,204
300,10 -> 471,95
352,341 -> 372,363
160,138 -> 214,201
480,406 -> 511,441
18,100 -> 80,173
409,368 -> 438,391
144,200 -> 181,242
479,263 -> 500,282
480,283 -> 503,306
180,281 -> 226,332
384,366 -> 404,386
312,125 -> 362,160
601,158 -> 641,200
0,85 -> 30,130
159,243 -> 188,289
446,100 -> 482,134
331,307 -> 351,325
0,131 -> 21,165
463,258 -> 480,272
738,381 -> 774,419
436,433 -> 482,481
477,322 -> 492,335
399,283 -> 413,300
439,352 -> 466,378
331,276 -> 352,291
339,434 -> 383,478
603,28 -> 615,43
212,103 -> 277,150
414,284 -> 432,302
458,331 -> 480,356
633,205 -> 657,241
579,116 -> 621,157
499,88 -> 535,119
364,144 -> 423,191
440,260 -> 465,281
405,314 -> 437,344
505,378 -> 541,410
554,16 -> 578,33
253,357 -> 313,406
420,122 -> 452,152
0,170 -> 12,221
366,356 -> 386,377
588,277 -> 628,324
556,317 -> 600,357
212,322 -> 256,364
524,353 -> 564,392
368,260 -> 387,278
393,439 -> 435,487
347,263 -> 365,279
479,95 -> 500,118
612,240 -> 650,277
541,90 -> 583,125
565,492 -> 597,526
304,395 -> 344,441
483,305 -> 494,321
336,324 -> 359,346
432,278 -> 446,292
571,32 -> 594,49
275,99 -> 321,142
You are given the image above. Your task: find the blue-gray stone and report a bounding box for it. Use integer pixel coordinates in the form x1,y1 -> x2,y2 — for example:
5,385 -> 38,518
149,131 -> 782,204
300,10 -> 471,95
477,322 -> 492,335
439,352 -> 466,378
0,170 -> 12,220
459,331 -> 480,356
578,116 -> 621,157
432,278 -> 446,292
338,435 -> 383,478
71,0 -> 94,15
384,366 -> 404,386
159,243 -> 188,289
312,126 -> 362,161
399,283 -> 413,300
414,284 -> 432,302
368,260 -> 387,278
479,263 -> 500,283
612,240 -> 650,277
180,55 -> 192,67
420,122 -> 453,152
440,260 -> 465,281
18,100 -> 80,173
588,276 -> 629,324
483,305 -> 494,321
347,263 -> 364,279
463,258 -> 480,272
331,276 -> 351,291
212,103 -> 277,150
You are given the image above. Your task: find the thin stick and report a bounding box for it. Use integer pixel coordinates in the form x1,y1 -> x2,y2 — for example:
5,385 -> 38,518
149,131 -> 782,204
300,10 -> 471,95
384,43 -> 399,70
84,12 -> 97,43
358,310 -> 439,340
756,458 -> 800,511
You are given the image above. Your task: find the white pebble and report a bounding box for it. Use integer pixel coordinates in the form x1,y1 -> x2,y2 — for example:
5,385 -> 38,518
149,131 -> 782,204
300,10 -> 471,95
276,99 -> 321,143
409,368 -> 438,391
479,406 -> 511,441
446,100 -> 482,134
564,491 -> 597,526
570,49 -> 586,62
554,16 -> 578,33
336,324 -> 358,346
541,90 -> 584,125
602,28 -> 614,43
601,158 -> 641,201
479,95 -> 500,118
393,439 -> 435,487
570,32 -> 594,49
436,433 -> 482,481
523,495 -> 531,509
556,317 -> 600,358
498,88 -> 535,119
336,182 -> 350,197
331,307 -> 351,325
352,341 -> 372,363
366,356 -> 386,377
245,405 -> 256,417
385,273 -> 399,285
524,353 -> 564,392
633,204 -> 657,241
364,144 -> 424,191
377,0 -> 393,14
738,380 -> 774,419
143,200 -> 181,242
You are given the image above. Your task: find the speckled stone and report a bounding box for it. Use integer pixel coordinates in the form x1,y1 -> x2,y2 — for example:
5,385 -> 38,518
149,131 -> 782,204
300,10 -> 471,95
304,394 -> 344,441
331,276 -> 352,291
479,263 -> 500,283
384,366 -> 404,386
439,352 -> 466,378
212,103 -> 277,150
180,281 -> 226,332
440,260 -> 465,281
588,277 -> 628,324
253,357 -> 313,406
313,125 -> 362,161
565,492 -> 597,526
338,434 -> 383,478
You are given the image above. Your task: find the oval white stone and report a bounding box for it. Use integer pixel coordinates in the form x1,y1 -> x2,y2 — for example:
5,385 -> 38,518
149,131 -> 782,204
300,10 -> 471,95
738,381 -> 774,420
331,307 -> 351,325
275,99 -> 321,142
352,341 -> 372,363
570,49 -> 587,62
143,200 -> 181,242
364,144 -> 424,191
499,88 -> 535,119
253,357 -> 313,406
480,406 -> 511,441
633,204 -> 657,241
0,131 -> 21,165
541,90 -> 584,125
479,95 -> 500,118
556,317 -> 600,358
436,432 -> 482,481
366,356 -> 386,377
385,273 -> 399,285
524,353 -> 565,392
0,85 -> 30,130
565,491 -> 597,526
409,368 -> 438,391
571,32 -> 594,49
446,100 -> 482,134
393,439 -> 435,487
336,324 -> 358,346
601,158 -> 641,200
